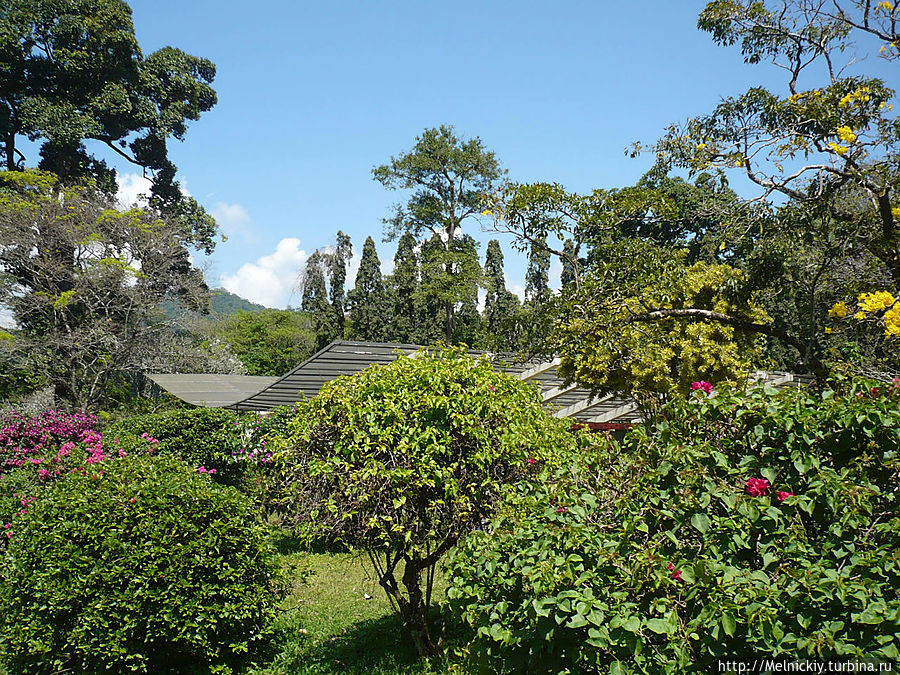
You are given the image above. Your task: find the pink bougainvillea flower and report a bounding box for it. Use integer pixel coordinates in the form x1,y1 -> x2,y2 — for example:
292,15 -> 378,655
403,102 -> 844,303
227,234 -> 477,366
745,477 -> 770,497
526,458 -> 537,465
197,466 -> 207,473
487,385 -> 496,392
671,569 -> 682,581
777,491 -> 794,502
666,562 -> 674,571
38,468 -> 50,479
207,468 -> 217,475
690,381 -> 714,394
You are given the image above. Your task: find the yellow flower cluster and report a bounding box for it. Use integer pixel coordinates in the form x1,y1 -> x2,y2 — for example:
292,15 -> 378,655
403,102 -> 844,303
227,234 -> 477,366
836,126 -> 857,144
839,86 -> 872,109
828,301 -> 850,318
859,290 -> 896,313
886,305 -> 900,336
828,142 -> 849,156
878,1 -> 894,11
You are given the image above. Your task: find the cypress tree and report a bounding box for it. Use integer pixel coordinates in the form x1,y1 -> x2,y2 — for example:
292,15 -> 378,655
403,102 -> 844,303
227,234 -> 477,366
525,237 -> 551,306
387,231 -> 419,343
348,236 -> 387,341
483,239 -> 521,349
327,231 -> 353,334
301,251 -> 337,350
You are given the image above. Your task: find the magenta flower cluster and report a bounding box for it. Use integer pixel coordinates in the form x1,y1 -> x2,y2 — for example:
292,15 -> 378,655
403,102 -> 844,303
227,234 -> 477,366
690,381 -> 714,394
1,409 -> 98,473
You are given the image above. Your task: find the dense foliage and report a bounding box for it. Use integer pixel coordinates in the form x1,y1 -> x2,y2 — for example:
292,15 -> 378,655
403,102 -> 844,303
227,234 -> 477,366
447,380 -> 900,673
270,346 -> 583,656
103,407 -> 273,489
0,453 -> 283,674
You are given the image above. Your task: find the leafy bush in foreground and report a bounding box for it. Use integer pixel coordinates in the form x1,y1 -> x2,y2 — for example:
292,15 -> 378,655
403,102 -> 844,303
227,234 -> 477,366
0,454 -> 284,674
447,380 -> 900,673
270,346 -> 584,656
103,407 -> 271,488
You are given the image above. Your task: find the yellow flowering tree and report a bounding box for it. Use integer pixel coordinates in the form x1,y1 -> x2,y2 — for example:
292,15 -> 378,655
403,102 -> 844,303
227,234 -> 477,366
648,0 -> 900,286
550,241 -> 827,405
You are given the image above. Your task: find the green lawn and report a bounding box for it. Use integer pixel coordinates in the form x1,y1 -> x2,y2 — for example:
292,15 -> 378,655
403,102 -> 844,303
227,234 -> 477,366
253,547 -> 459,675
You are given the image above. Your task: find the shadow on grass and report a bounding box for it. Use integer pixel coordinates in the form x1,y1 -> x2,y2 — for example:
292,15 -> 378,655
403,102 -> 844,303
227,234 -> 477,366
268,609 -> 464,675
272,531 -> 352,557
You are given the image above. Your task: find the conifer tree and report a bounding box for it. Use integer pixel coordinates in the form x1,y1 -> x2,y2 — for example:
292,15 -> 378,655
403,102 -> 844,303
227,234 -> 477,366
483,239 -> 521,349
301,251 -> 337,349
419,235 -> 449,345
561,239 -> 578,289
387,231 -> 420,343
525,237 -> 551,306
348,236 -> 387,341
327,231 -> 353,335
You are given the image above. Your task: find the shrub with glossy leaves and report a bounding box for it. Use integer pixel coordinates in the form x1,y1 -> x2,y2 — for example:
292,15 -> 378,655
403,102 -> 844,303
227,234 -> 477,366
271,346 -> 583,656
103,407 -> 272,487
447,379 -> 900,673
0,454 -> 284,675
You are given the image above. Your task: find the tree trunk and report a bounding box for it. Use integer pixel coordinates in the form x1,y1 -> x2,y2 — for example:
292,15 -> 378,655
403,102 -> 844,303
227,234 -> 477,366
400,558 -> 440,657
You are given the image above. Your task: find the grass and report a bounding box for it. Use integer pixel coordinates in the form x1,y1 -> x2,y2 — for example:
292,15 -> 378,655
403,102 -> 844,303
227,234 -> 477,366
252,546 -> 459,675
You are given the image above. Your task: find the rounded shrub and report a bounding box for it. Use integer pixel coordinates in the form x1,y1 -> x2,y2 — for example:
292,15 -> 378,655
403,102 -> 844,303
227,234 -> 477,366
103,407 -> 271,488
0,453 -> 284,674
270,346 -> 583,656
447,379 -> 900,673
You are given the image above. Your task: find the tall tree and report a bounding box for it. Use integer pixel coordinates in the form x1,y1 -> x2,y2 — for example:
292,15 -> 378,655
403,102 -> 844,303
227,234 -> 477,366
418,235 -> 450,345
300,251 -> 336,350
450,235 -> 483,346
348,236 -> 388,342
0,171 -> 209,408
0,0 -> 218,247
525,236 -> 551,306
483,239 -> 521,350
373,126 -> 503,340
386,231 -> 420,343
327,231 -> 353,335
560,239 -> 578,289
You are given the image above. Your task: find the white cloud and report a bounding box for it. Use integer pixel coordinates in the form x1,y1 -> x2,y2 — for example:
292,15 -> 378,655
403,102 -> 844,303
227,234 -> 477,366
115,172 -> 192,209
219,238 -> 308,308
116,173 -> 153,209
212,202 -> 258,244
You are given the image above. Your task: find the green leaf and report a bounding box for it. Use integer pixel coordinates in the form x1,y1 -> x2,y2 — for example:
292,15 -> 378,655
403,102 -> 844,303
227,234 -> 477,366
722,611 -> 736,637
691,513 -> 710,534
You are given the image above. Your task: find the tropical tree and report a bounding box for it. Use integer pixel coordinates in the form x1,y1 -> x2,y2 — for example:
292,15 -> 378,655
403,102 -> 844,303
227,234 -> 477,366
0,0 -> 218,245
373,125 -> 503,340
216,309 -> 316,376
0,170 -> 209,408
651,0 -> 900,286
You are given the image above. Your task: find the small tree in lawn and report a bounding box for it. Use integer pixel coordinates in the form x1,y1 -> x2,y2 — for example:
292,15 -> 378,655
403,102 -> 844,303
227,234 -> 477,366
271,346 -> 579,657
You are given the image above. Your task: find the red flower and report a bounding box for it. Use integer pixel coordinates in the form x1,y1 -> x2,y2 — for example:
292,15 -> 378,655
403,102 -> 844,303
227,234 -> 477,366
526,458 -> 537,465
690,381 -> 714,394
745,477 -> 770,497
666,562 -> 674,571
671,569 -> 682,581
776,491 -> 794,502
555,506 -> 568,514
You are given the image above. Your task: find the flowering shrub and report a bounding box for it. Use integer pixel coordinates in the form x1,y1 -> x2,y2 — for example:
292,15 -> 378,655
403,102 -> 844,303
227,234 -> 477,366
0,453 -> 284,674
447,379 -> 900,673
102,407 -> 274,489
0,409 -> 99,473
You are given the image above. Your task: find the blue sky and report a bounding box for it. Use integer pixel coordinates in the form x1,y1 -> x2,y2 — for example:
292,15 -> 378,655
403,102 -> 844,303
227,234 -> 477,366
111,0 -> 791,307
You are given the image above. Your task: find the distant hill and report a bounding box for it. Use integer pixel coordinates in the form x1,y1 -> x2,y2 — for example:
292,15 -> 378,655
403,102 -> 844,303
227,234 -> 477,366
208,289 -> 268,316
160,288 -> 268,321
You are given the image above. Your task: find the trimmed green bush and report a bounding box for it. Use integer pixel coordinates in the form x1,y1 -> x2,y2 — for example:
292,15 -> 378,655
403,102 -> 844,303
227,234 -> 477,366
447,379 -> 900,673
0,454 -> 284,674
270,346 -> 584,656
103,407 -> 267,487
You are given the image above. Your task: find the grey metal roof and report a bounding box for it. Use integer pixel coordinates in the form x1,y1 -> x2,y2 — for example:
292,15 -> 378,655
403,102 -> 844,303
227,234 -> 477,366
228,341 -> 453,411
147,374 -> 279,408
148,340 -> 811,422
